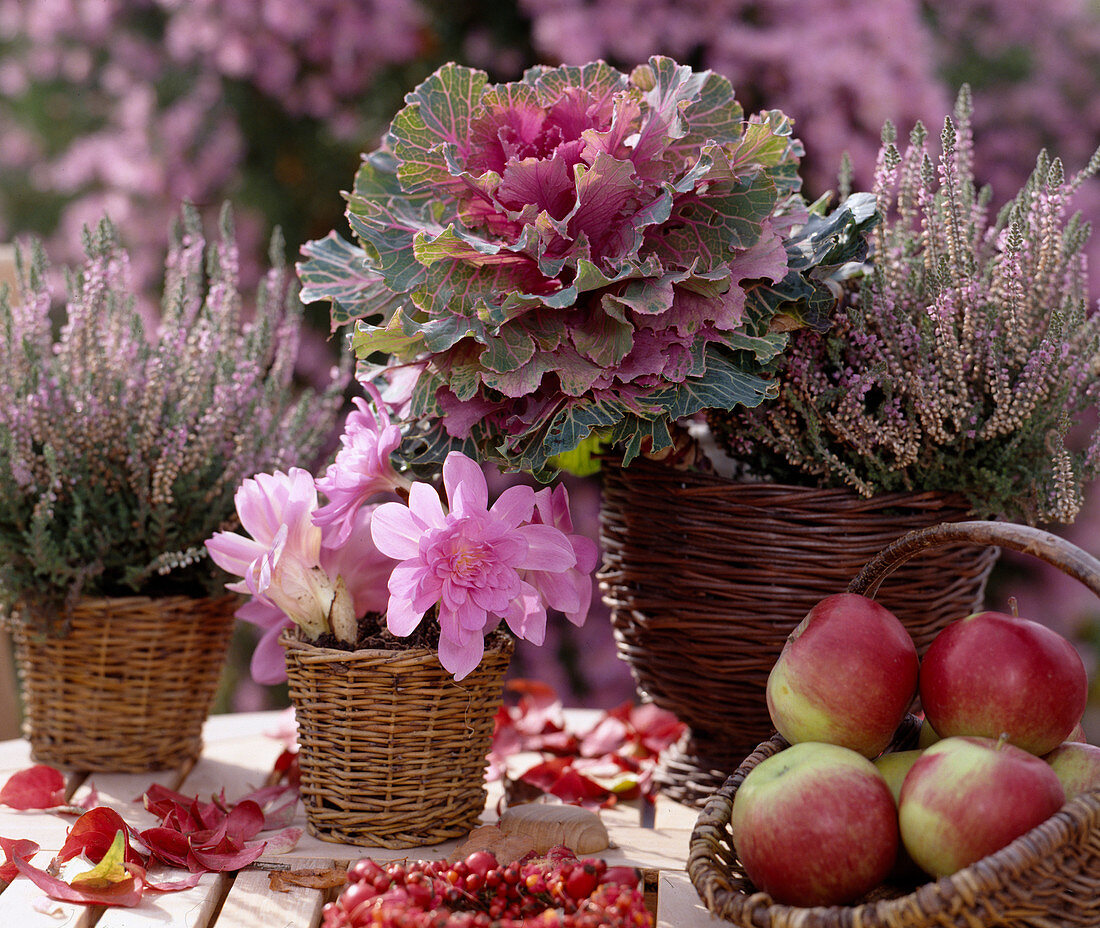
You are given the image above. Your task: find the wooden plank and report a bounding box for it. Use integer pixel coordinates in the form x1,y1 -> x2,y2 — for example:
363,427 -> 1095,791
604,818 -> 691,872
94,871 -> 226,928
0,849 -> 98,928
70,770 -> 179,833
656,869 -> 734,928
653,797 -> 700,833
202,710 -> 292,744
0,738 -> 35,777
176,734 -> 284,802
0,807 -> 77,851
216,856 -> 334,928
278,828 -> 467,864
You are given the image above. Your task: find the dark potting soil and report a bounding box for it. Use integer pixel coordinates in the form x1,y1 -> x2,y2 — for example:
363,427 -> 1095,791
311,611 -> 441,652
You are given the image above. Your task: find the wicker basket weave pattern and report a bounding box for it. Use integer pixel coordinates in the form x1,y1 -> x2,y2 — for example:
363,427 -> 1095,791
687,522 -> 1100,928
599,459 -> 997,803
282,629 -> 514,849
8,594 -> 237,772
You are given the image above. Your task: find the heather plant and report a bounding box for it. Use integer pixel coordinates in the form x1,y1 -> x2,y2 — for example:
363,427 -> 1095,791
300,56 -> 877,479
0,206 -> 349,628
708,89 -> 1100,524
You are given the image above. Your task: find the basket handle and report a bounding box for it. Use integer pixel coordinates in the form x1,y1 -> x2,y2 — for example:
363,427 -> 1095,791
847,520 -> 1100,603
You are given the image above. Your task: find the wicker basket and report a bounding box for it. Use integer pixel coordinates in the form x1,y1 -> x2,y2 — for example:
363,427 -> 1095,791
688,521 -> 1100,928
282,628 -> 514,849
8,594 -> 237,772
599,459 -> 997,804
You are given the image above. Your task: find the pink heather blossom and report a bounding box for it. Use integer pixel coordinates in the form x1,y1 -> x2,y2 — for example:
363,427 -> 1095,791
527,486 -> 599,626
312,388 -> 406,544
370,452 -> 578,680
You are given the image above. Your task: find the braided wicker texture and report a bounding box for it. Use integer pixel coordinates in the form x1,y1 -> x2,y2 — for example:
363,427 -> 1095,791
688,521 -> 1100,928
599,460 -> 997,803
282,629 -> 514,849
9,594 -> 237,772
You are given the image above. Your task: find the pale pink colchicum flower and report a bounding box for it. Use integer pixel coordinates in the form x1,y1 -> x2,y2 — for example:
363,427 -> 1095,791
312,387 -> 408,545
206,467 -> 364,644
370,452 -> 578,680
526,486 -> 599,627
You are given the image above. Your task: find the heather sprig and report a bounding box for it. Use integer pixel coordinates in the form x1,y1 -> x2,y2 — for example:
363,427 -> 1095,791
0,206 -> 350,626
709,88 -> 1100,524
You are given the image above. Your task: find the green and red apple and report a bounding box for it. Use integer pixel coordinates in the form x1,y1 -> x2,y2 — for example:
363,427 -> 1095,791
730,741 -> 899,906
919,611 -> 1087,756
872,748 -> 925,881
766,593 -> 919,758
898,735 -> 1065,877
1044,741 -> 1100,801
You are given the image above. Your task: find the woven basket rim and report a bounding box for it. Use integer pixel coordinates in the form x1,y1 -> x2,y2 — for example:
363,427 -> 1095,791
278,626 -> 515,661
604,458 -> 974,505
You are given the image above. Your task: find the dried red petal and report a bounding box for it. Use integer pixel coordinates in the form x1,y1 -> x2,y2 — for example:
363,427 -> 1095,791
56,808 -> 144,866
13,855 -> 143,907
138,827 -> 194,870
0,765 -> 66,810
0,836 -> 39,883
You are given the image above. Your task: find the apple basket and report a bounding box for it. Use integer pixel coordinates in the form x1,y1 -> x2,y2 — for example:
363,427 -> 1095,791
686,520 -> 1100,928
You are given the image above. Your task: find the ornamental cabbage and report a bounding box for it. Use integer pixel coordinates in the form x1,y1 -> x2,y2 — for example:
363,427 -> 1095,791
300,56 -> 872,478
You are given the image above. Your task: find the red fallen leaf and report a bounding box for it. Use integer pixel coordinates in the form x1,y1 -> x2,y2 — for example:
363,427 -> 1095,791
0,836 -> 40,883
141,871 -> 206,893
14,854 -> 144,907
237,782 -> 296,809
518,758 -> 615,809
0,765 -> 66,810
223,800 -> 265,844
579,714 -> 631,758
629,702 -> 685,755
259,826 -> 303,855
142,784 -> 209,826
139,827 -> 193,870
257,795 -> 298,831
504,679 -> 567,735
56,808 -> 145,866
269,748 -> 300,788
186,838 -> 265,872
191,796 -> 224,832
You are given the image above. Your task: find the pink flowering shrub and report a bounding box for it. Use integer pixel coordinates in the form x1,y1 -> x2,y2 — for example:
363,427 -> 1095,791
301,56 -> 876,478
0,0 -> 426,302
207,392 -> 595,681
709,90 -> 1100,524
0,206 -> 348,621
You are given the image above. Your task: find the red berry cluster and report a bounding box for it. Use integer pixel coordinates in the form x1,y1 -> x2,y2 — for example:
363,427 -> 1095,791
322,847 -> 651,928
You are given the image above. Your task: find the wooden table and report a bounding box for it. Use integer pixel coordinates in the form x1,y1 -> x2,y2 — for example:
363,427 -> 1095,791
0,710 -> 723,927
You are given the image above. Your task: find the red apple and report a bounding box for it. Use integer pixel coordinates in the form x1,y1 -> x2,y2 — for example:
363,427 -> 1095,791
1044,741 -> 1100,800
1067,721 -> 1087,743
730,741 -> 899,906
766,593 -> 919,757
919,611 -> 1087,756
898,735 -> 1065,877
